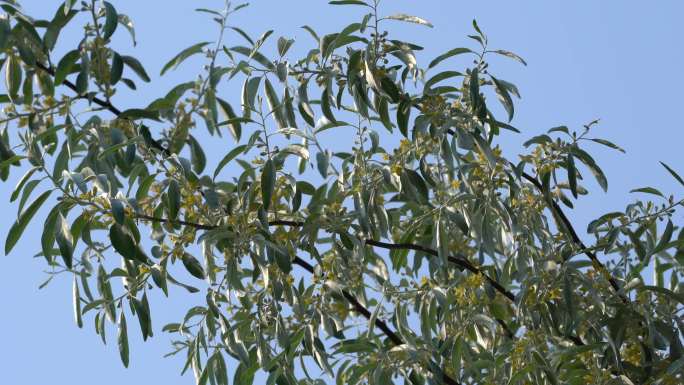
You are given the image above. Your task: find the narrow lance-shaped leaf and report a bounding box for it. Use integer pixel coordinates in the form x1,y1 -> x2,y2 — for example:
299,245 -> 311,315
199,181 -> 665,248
0,16 -> 9,51
424,70 -> 463,90
150,265 -> 168,296
428,47 -> 473,69
102,2 -> 118,41
117,309 -> 129,367
5,190 -> 52,255
10,167 -> 39,203
76,60 -> 89,94
262,159 -> 275,210
566,153 -> 578,198
264,77 -> 287,129
73,277 -> 83,328
110,224 -> 138,262
329,0 -> 369,6
571,146 -> 608,192
98,264 -> 117,322
491,49 -> 527,66
16,181 -> 41,218
188,135 -> 207,174
652,220 -> 674,255
396,98 -> 411,137
132,294 -> 152,340
166,180 -> 181,220
469,68 -> 481,115
630,187 -> 664,197
321,86 -> 337,123
160,42 -> 210,76
5,55 -> 22,98
55,212 -> 74,268
660,161 -> 684,188
385,14 -> 433,28
181,253 -> 206,280
316,151 -> 329,178
110,51 -> 123,84
589,138 -> 625,153
491,75 -> 514,122
230,46 -> 276,70
121,55 -> 151,82
41,205 -> 61,259
298,81 -> 316,126
213,144 -> 247,179
375,93 -> 392,131
241,76 -> 261,118
117,14 -> 136,45
54,49 -> 80,85
44,6 -> 78,51
216,97 -> 241,141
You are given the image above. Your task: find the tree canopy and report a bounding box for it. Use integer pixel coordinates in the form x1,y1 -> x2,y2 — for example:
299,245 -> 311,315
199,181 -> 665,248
1,0 -> 684,384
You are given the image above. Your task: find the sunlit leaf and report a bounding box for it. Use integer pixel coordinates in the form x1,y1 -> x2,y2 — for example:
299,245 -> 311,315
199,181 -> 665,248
160,42 -> 210,75
5,190 -> 51,255
385,13 -> 433,28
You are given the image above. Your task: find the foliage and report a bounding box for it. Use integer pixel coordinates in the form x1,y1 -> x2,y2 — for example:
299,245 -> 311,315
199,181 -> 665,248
1,0 -> 683,384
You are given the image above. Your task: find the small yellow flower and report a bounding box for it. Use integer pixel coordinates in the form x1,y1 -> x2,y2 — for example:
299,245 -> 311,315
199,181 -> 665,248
465,273 -> 484,288
547,288 -> 561,301
622,343 -> 641,366
454,286 -> 467,304
450,179 -> 461,189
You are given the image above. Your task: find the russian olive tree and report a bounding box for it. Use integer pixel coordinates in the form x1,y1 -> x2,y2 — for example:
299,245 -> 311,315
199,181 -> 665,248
1,1 -> 683,384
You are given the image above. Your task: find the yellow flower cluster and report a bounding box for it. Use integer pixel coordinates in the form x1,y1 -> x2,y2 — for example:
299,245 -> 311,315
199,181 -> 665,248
465,272 -> 485,288
452,273 -> 485,306
509,338 -> 529,371
621,343 -> 641,366
399,138 -> 411,152
511,189 -> 545,213
450,179 -> 461,189
420,95 -> 448,116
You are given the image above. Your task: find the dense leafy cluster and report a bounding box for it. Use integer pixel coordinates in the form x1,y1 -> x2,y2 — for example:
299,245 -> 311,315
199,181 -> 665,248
1,0 -> 684,384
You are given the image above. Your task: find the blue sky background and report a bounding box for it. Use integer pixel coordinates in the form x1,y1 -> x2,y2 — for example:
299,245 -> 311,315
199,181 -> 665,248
1,1 -> 684,384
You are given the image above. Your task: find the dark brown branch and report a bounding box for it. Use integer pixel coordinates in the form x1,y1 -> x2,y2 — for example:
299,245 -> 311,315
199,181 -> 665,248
133,214 -> 461,384
292,257 -> 404,346
136,213 -> 517,342
363,240 -> 519,339
133,213 -> 516,306
269,219 -> 305,227
365,239 -> 516,302
134,214 -> 216,230
35,62 -> 123,115
520,172 -> 628,303
292,256 -> 461,385
441,126 -> 627,304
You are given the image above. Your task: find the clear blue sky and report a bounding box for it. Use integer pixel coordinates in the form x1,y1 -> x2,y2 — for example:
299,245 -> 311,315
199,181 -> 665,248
2,1 -> 684,384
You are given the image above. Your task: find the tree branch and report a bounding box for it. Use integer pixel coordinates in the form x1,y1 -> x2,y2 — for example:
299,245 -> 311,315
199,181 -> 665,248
293,256 -> 460,385
440,126 -> 628,304
34,58 -> 584,380
519,172 -> 628,303
134,214 -> 462,383
35,62 -> 123,115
